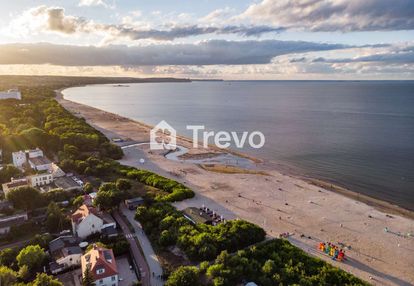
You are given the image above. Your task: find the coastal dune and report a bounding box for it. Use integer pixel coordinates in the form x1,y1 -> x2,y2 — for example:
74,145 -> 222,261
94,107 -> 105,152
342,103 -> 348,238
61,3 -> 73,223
57,91 -> 414,286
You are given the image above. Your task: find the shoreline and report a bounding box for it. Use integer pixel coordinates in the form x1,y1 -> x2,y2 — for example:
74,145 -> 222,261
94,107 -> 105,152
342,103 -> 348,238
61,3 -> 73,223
57,87 -> 414,285
57,87 -> 413,219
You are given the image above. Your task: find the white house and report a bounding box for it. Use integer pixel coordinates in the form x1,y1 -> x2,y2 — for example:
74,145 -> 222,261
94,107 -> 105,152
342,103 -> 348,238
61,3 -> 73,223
81,244 -> 118,286
12,151 -> 26,168
71,205 -> 104,239
49,236 -> 82,274
0,89 -> 21,100
28,173 -> 53,187
71,204 -> 117,239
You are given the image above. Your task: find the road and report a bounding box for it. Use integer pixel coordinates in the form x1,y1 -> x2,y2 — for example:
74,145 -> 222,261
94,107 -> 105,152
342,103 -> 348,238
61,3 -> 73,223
0,239 -> 30,251
119,204 -> 164,286
113,210 -> 151,286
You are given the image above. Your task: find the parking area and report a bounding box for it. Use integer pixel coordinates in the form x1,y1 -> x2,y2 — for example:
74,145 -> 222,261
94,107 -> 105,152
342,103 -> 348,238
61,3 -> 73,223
117,255 -> 139,286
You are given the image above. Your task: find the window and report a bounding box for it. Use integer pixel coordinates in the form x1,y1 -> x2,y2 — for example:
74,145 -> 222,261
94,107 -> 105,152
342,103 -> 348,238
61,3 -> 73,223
112,276 -> 116,281
99,279 -> 103,284
97,268 -> 105,274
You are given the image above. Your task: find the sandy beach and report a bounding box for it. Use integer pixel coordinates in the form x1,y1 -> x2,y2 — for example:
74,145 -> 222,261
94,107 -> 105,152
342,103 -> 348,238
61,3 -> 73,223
57,91 -> 414,286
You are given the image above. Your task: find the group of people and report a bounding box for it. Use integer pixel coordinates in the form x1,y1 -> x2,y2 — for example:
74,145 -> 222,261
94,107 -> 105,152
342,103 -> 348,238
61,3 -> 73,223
317,242 -> 346,262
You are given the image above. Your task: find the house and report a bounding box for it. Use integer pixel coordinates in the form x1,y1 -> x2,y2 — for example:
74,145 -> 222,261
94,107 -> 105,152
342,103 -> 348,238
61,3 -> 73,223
124,197 -> 145,210
49,236 -> 82,274
12,151 -> 26,168
1,178 -> 29,196
71,204 -> 116,239
81,244 -> 118,286
27,173 -> 53,187
0,89 -> 21,100
28,156 -> 53,172
0,212 -> 28,235
72,205 -> 104,239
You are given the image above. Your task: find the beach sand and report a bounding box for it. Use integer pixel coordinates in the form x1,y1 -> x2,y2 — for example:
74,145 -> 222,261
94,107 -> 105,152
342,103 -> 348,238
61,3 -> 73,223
57,91 -> 414,286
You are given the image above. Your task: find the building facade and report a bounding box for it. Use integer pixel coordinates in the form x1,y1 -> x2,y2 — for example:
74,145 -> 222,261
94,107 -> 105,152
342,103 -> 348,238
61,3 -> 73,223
28,173 -> 53,187
12,151 -> 26,168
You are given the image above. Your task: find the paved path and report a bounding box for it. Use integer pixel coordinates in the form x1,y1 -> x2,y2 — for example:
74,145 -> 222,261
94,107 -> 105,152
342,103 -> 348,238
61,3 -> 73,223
120,204 -> 164,286
113,210 -> 150,286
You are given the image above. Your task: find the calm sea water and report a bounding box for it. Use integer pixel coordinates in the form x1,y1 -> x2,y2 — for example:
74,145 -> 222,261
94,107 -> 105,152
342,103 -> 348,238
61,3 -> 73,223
63,81 -> 414,210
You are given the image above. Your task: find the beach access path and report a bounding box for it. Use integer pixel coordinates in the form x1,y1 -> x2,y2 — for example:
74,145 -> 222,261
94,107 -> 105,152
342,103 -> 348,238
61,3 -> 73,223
120,204 -> 164,286
113,210 -> 151,286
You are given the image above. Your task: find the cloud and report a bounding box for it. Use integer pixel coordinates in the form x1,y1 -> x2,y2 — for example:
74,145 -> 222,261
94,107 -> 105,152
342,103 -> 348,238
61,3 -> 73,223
0,40 -> 347,66
301,44 -> 414,64
241,0 -> 414,31
108,25 -> 285,41
7,5 -> 283,42
78,0 -> 113,8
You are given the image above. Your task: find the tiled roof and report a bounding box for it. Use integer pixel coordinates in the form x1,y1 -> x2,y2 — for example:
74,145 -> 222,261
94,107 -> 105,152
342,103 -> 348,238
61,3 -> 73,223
71,204 -> 100,225
81,245 -> 118,281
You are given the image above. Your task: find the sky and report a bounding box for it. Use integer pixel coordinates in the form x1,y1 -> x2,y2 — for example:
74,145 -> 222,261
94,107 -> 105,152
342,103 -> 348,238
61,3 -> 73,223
0,0 -> 413,80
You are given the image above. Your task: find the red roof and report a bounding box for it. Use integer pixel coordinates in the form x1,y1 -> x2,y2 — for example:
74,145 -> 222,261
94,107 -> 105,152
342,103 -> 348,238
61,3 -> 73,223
82,244 -> 118,280
71,204 -> 99,224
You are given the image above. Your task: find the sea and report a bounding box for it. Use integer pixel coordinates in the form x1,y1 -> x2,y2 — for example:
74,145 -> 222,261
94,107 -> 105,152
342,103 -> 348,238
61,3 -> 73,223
63,81 -> 414,211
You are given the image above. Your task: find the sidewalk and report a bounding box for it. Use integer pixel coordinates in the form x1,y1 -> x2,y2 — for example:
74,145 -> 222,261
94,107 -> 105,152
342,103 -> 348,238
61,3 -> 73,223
113,210 -> 150,286
120,204 -> 164,286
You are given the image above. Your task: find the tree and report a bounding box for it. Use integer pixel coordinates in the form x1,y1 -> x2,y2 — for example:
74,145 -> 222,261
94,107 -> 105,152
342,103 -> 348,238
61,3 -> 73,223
116,178 -> 131,191
94,183 -> 124,210
83,182 -> 93,193
166,266 -> 200,286
16,245 -> 46,272
0,165 -> 22,184
82,266 -> 96,286
94,190 -> 114,211
0,265 -> 17,286
6,187 -> 41,211
32,273 -> 63,286
46,202 -> 67,233
18,264 -> 30,281
63,144 -> 79,159
18,127 -> 49,150
72,195 -> 84,208
262,259 -> 277,276
0,247 -> 18,267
